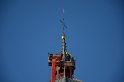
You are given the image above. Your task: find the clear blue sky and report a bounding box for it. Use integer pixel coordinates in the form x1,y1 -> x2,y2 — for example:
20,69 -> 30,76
0,0 -> 124,82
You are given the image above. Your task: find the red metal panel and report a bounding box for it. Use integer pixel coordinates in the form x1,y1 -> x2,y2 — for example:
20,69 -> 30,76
51,59 -> 56,82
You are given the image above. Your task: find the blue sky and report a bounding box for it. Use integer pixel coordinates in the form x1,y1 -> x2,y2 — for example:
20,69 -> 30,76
0,0 -> 124,82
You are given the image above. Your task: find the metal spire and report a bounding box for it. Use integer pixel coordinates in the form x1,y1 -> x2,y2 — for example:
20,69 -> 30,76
60,9 -> 67,56
60,9 -> 66,78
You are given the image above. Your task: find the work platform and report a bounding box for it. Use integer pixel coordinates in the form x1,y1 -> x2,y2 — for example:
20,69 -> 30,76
55,77 -> 82,82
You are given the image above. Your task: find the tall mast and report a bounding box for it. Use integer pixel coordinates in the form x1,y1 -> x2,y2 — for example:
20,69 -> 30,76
60,9 -> 67,57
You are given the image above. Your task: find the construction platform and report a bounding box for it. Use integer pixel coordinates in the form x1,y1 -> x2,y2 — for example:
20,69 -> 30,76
55,77 -> 82,82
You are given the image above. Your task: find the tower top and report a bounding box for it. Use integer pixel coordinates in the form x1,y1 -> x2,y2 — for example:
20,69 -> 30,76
48,10 -> 81,82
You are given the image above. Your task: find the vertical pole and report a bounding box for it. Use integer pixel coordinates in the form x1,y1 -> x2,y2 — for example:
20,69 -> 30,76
70,67 -> 72,79
64,66 -> 65,77
61,34 -> 66,78
51,59 -> 56,82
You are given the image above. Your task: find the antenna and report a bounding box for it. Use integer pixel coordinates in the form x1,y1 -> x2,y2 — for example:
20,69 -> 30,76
60,9 -> 68,34
60,9 -> 67,62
